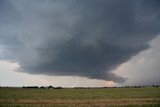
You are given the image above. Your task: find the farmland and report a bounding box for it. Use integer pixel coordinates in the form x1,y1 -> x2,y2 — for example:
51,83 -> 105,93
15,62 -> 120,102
0,87 -> 159,107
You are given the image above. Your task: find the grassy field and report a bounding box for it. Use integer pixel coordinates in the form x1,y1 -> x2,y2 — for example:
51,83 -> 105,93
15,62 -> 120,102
0,87 -> 159,107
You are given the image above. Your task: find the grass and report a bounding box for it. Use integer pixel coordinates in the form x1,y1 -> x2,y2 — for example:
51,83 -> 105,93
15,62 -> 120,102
0,104 -> 160,107
0,87 -> 159,107
0,87 -> 159,99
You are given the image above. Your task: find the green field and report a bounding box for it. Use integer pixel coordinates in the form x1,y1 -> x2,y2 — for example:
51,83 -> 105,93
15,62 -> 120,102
0,87 -> 160,107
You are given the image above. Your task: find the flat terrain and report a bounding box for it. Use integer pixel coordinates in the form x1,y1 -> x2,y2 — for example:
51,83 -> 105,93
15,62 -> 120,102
0,87 -> 160,107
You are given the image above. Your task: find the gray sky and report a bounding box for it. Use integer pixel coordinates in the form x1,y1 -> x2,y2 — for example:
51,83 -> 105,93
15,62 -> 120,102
0,0 -> 160,87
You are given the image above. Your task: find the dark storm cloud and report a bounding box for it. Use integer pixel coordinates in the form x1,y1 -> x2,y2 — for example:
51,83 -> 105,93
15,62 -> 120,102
0,0 -> 160,83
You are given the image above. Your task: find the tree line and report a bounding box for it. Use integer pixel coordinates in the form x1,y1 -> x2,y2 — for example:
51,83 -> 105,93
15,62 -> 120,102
22,86 -> 62,89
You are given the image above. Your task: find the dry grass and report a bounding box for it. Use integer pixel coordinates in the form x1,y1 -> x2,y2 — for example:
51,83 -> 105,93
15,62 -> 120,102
0,98 -> 160,107
0,87 -> 159,106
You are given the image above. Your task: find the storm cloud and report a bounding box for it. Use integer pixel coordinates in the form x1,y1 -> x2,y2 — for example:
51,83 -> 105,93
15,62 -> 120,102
0,0 -> 160,83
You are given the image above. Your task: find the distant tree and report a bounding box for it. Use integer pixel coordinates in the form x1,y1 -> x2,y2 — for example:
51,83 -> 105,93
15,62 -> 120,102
152,85 -> 159,88
40,86 -> 45,89
54,86 -> 62,89
23,86 -> 38,88
48,85 -> 53,89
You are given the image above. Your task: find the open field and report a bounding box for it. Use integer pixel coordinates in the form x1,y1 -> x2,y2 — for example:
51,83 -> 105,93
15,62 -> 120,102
0,87 -> 159,107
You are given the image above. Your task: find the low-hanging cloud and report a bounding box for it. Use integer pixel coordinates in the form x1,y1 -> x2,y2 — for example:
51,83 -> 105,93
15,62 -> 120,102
0,0 -> 160,83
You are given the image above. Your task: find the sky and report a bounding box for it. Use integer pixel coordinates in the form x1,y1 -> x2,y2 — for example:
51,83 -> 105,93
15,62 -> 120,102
0,0 -> 160,87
